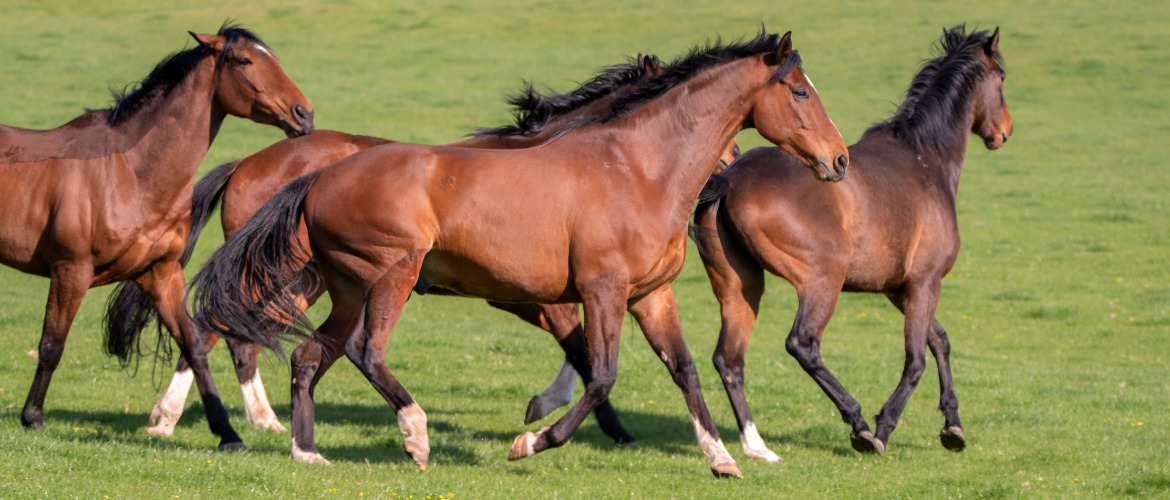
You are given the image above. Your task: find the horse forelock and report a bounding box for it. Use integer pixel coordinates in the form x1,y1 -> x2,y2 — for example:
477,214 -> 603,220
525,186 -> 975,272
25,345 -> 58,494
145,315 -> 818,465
864,25 -> 1002,154
105,22 -> 267,127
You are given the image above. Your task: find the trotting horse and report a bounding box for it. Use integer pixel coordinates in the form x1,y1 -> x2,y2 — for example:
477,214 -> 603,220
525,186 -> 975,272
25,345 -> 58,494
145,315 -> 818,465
192,30 -> 848,477
691,26 -> 1011,460
140,54 -> 720,442
0,25 -> 314,449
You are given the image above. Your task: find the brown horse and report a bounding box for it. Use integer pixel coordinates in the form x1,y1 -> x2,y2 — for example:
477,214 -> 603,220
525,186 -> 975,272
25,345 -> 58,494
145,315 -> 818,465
140,55 -> 734,441
192,30 -> 848,477
692,26 -> 1011,460
0,25 -> 313,450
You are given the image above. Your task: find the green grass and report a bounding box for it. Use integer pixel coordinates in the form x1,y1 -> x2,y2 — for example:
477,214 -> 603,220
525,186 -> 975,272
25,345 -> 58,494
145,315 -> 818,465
2,0 -> 1169,498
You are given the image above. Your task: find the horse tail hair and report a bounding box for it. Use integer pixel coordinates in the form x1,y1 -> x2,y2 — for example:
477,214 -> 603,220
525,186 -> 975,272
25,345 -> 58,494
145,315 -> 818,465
190,169 -> 324,357
102,281 -> 169,366
689,173 -> 731,266
180,159 -> 241,267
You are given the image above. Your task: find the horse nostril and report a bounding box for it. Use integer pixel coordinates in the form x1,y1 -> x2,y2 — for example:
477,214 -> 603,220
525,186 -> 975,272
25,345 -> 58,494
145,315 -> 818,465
293,104 -> 309,121
834,154 -> 849,172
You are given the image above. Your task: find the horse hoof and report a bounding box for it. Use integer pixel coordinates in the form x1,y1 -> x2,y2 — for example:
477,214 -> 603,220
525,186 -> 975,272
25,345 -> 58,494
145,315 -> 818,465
940,426 -> 966,451
850,430 -> 885,455
144,423 -> 176,437
509,431 -> 538,461
403,437 -> 430,471
711,460 -> 743,479
524,396 -> 546,425
253,417 -> 287,433
219,441 -> 247,452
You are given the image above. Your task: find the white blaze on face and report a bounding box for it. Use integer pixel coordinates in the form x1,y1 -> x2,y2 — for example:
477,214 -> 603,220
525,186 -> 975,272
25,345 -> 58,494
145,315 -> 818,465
805,72 -> 842,136
252,42 -> 276,61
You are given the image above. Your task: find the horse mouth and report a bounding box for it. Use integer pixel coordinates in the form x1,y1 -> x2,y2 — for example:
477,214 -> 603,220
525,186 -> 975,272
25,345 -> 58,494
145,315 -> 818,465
281,119 -> 314,138
814,159 -> 845,183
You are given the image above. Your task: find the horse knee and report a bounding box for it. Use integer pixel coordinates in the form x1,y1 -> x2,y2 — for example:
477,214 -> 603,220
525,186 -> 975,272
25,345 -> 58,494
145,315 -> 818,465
785,334 -> 819,368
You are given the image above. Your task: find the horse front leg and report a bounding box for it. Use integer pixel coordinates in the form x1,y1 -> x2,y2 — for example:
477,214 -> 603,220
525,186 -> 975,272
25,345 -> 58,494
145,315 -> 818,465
631,285 -> 740,478
873,282 -> 941,451
22,262 -> 93,429
488,301 -> 635,444
509,271 -> 627,461
137,259 -> 243,450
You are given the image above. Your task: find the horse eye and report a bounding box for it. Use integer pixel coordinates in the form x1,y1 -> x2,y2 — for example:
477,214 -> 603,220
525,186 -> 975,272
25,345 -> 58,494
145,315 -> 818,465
792,88 -> 810,100
237,57 -> 253,66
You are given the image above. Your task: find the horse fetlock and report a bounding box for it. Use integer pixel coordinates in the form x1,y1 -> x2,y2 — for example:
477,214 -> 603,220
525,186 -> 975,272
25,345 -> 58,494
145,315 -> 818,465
21,409 -> 44,429
291,438 -> 332,465
741,423 -> 781,463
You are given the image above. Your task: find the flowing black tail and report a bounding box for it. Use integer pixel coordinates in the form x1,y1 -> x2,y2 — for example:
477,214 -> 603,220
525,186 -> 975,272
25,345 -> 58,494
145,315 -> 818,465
190,169 -> 324,357
102,160 -> 241,364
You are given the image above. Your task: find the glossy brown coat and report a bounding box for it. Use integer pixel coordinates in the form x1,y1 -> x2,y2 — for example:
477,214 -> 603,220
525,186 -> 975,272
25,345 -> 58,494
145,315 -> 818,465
692,26 -> 1012,460
0,26 -> 313,448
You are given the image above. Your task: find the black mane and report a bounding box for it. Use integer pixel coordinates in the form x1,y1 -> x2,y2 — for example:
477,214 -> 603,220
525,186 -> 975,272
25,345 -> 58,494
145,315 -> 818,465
474,57 -> 654,138
570,28 -> 800,133
106,23 -> 269,126
484,28 -> 799,140
863,25 -> 1003,154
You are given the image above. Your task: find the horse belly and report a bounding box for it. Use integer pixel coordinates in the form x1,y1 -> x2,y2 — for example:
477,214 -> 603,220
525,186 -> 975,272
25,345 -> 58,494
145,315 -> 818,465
419,250 -> 574,304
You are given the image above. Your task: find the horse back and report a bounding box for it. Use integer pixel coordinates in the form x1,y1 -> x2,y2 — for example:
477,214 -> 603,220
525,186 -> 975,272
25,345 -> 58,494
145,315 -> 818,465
0,112 -> 117,164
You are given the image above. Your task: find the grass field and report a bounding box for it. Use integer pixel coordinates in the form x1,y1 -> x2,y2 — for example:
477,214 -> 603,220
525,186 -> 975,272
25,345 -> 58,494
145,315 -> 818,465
1,0 -> 1168,498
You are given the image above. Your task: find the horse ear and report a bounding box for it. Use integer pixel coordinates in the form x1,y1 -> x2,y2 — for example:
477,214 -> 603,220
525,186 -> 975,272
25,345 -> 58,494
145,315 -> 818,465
984,27 -> 1000,56
638,53 -> 662,75
778,31 -> 793,59
189,31 -> 225,51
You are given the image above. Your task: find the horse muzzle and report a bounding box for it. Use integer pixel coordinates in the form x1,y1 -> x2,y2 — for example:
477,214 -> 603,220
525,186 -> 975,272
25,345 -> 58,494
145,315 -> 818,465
281,103 -> 316,137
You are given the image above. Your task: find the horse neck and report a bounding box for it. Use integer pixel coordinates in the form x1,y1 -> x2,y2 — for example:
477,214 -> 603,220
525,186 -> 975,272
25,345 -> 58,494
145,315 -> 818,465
920,110 -> 976,199
115,55 -> 225,199
605,62 -> 751,212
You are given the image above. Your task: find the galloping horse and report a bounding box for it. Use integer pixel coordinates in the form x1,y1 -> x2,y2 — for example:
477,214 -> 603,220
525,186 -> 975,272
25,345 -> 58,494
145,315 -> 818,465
0,25 -> 313,449
691,26 -> 1011,460
193,30 -> 848,477
140,54 -> 724,442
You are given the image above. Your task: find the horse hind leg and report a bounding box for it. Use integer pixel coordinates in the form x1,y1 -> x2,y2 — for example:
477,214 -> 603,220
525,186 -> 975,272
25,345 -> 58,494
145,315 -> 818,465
229,339 -> 285,432
22,263 -> 93,429
145,332 -> 219,436
704,240 -> 781,462
139,260 -> 243,450
336,252 -> 431,470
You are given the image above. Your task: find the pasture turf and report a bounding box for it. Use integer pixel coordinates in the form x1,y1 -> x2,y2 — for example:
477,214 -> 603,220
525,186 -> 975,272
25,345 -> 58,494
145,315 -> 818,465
1,0 -> 1167,498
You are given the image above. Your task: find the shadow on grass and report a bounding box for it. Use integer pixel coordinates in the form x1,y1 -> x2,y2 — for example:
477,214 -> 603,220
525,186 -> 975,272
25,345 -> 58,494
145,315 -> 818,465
41,401 -> 906,465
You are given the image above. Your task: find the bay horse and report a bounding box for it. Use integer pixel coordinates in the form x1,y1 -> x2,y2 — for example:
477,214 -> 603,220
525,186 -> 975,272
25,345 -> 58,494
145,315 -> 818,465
139,54 -> 729,442
0,24 -> 314,450
691,26 -> 1011,460
192,30 -> 848,477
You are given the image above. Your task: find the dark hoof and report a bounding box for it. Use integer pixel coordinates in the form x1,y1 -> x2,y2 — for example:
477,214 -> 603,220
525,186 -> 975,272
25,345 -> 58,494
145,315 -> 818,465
21,412 -> 44,430
940,426 -> 966,451
219,441 -> 247,452
616,437 -> 639,447
523,396 -> 543,425
22,420 -> 44,430
850,430 -> 885,455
